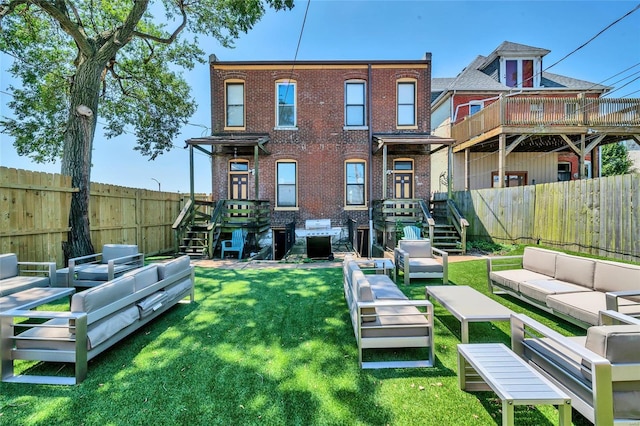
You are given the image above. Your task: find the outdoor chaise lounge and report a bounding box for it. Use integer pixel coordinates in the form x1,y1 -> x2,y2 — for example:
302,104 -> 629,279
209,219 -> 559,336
394,239 -> 448,285
68,244 -> 144,288
511,310 -> 640,425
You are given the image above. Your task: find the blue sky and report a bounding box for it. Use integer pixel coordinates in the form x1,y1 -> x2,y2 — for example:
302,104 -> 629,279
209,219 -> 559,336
1,0 -> 639,193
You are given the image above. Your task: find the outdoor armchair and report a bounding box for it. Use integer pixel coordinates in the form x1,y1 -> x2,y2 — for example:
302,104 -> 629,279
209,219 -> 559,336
402,225 -> 423,240
394,239 -> 448,285
68,244 -> 144,288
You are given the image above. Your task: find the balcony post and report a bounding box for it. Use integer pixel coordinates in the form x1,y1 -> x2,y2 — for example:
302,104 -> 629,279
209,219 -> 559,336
498,134 -> 506,188
579,134 -> 586,179
382,144 -> 388,198
254,145 -> 259,199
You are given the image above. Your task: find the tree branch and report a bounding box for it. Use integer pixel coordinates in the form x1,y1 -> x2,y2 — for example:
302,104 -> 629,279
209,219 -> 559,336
132,1 -> 188,45
29,0 -> 94,56
0,0 -> 29,19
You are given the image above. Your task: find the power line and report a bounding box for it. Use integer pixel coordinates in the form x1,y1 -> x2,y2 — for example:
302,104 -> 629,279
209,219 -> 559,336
542,3 -> 640,73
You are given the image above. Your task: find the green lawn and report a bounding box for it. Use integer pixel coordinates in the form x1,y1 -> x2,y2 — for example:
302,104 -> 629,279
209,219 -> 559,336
0,259 -> 592,425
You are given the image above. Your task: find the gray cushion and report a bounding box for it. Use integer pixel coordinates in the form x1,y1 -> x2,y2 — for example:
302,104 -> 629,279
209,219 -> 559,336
137,291 -> 169,318
0,254 -> 18,280
71,275 -> 135,313
156,255 -> 191,280
554,254 -> 595,289
164,278 -> 192,302
399,240 -> 432,258
367,275 -> 408,300
519,279 -> 592,303
545,291 -> 603,326
86,306 -> 140,349
490,269 -> 551,292
361,305 -> 430,338
408,258 -> 443,274
522,247 -> 557,276
585,325 -> 640,419
128,265 -> 159,292
76,264 -> 136,281
101,244 -> 139,263
593,260 -> 640,295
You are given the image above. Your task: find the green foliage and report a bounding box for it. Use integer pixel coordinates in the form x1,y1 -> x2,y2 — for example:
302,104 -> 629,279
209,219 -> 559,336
466,239 -> 519,255
601,142 -> 635,176
0,0 -> 295,162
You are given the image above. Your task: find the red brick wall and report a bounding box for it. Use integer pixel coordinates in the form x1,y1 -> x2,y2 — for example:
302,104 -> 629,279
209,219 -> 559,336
209,61 -> 432,227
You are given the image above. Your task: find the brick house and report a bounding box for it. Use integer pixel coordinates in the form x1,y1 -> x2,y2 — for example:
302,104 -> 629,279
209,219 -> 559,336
430,41 -> 640,192
184,55 -> 453,258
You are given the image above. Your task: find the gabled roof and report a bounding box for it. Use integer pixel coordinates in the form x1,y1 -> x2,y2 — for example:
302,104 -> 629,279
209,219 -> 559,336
431,41 -> 610,106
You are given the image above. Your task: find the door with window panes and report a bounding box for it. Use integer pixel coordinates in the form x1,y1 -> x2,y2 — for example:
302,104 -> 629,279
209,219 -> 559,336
229,160 -> 249,217
393,160 -> 413,215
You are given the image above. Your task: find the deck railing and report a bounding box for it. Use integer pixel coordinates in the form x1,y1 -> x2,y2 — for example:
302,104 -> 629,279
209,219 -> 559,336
451,97 -> 640,143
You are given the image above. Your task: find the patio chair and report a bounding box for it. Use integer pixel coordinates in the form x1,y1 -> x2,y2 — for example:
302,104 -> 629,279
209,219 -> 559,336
221,229 -> 244,259
394,239 -> 448,285
68,244 -> 144,288
402,225 -> 423,240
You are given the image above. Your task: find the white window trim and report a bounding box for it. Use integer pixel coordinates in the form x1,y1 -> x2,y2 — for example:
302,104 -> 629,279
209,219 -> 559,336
275,80 -> 297,129
224,80 -> 245,130
500,57 -> 542,88
275,160 -> 299,210
396,80 -> 417,129
344,159 -> 367,209
344,80 -> 367,129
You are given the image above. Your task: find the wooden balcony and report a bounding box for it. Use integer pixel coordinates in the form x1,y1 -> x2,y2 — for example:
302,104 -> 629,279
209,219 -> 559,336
451,97 -> 640,153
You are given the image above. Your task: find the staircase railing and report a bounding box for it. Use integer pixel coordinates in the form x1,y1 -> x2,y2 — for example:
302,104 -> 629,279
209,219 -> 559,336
418,200 -> 435,242
206,200 -> 226,257
446,199 -> 469,254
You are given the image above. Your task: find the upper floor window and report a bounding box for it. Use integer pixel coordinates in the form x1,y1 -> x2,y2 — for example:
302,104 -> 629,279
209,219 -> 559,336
276,80 -> 296,128
504,59 -> 535,88
225,81 -> 245,128
345,81 -> 366,127
469,101 -> 484,116
276,161 -> 297,208
345,160 -> 366,207
397,81 -> 416,127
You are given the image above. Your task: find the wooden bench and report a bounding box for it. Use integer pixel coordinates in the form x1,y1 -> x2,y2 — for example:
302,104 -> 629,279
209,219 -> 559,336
458,343 -> 571,426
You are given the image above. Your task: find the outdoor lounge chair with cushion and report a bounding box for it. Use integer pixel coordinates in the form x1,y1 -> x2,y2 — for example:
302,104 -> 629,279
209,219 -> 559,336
221,229 -> 244,259
402,225 -> 423,240
0,253 -> 56,296
511,310 -> 640,425
68,244 -> 144,288
394,239 -> 448,285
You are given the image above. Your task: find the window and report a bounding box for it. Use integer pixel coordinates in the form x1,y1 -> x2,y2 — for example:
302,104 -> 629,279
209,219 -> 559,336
345,81 -> 366,126
345,161 -> 366,206
225,82 -> 244,127
504,59 -> 537,88
276,161 -> 297,208
469,101 -> 483,116
491,171 -> 528,187
397,81 -> 416,127
557,162 -> 571,181
276,81 -> 296,127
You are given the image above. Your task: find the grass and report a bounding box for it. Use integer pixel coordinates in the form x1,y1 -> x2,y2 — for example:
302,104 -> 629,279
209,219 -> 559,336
0,259 -> 593,425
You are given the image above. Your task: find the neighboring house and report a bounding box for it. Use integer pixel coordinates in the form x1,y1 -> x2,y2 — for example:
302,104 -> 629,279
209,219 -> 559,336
430,41 -> 640,192
183,55 -> 453,258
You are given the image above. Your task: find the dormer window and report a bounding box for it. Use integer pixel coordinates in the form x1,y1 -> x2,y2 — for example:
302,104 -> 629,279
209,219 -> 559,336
503,58 -> 537,88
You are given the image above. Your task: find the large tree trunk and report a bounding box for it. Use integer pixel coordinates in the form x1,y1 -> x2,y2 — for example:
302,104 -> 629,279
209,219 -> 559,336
61,58 -> 106,262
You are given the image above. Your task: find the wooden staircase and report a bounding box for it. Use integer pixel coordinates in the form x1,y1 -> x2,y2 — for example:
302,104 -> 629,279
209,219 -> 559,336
431,198 -> 466,254
178,222 -> 212,259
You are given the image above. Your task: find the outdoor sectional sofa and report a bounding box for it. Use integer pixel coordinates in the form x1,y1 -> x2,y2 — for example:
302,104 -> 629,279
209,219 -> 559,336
0,255 -> 194,384
487,247 -> 640,328
342,254 -> 434,368
511,310 -> 640,425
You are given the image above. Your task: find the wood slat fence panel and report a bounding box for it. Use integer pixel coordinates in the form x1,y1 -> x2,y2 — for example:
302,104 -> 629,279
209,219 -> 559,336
453,174 -> 639,262
1,167 -> 184,267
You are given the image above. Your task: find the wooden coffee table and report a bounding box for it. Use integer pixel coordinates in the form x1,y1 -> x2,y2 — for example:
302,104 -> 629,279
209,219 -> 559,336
426,285 -> 514,343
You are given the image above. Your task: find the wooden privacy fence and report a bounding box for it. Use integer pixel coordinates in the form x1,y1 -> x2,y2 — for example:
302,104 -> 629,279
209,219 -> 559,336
0,167 -> 186,267
449,174 -> 640,262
